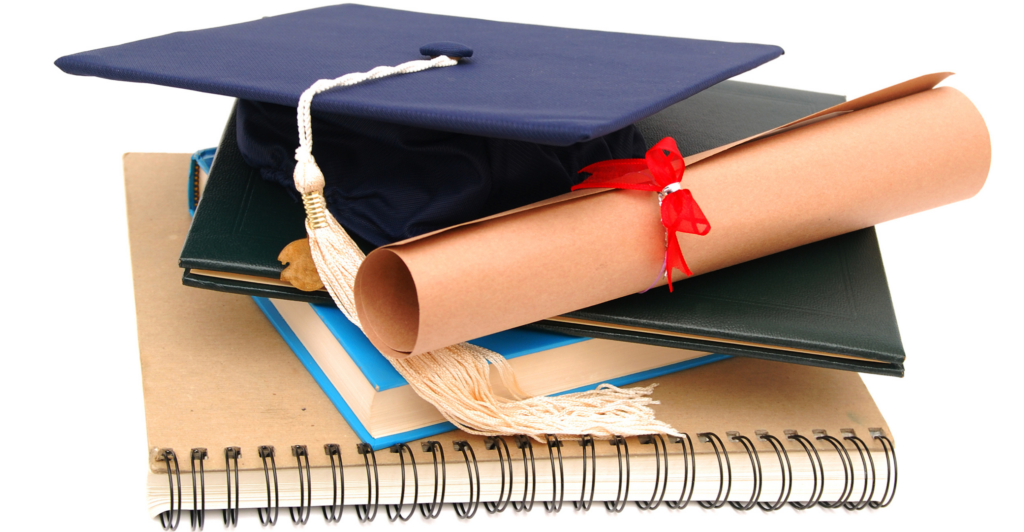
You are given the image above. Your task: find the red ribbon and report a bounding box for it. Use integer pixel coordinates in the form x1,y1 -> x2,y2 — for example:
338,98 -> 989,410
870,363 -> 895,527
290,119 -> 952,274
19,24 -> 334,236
571,137 -> 710,292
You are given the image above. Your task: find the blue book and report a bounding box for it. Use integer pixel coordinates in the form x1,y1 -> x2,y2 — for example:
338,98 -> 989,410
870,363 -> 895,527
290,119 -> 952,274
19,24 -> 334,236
254,297 -> 728,449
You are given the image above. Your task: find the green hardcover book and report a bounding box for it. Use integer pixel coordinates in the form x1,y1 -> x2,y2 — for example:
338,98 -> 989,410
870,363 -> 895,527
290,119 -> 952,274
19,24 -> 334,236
180,80 -> 906,376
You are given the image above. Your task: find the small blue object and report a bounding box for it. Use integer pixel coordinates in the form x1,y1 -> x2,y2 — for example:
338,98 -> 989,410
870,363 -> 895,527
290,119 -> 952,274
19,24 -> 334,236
186,147 -> 216,216
419,41 -> 473,58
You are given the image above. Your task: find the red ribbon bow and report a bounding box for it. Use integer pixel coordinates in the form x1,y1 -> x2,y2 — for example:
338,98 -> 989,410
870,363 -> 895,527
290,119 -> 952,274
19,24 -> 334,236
571,137 -> 710,292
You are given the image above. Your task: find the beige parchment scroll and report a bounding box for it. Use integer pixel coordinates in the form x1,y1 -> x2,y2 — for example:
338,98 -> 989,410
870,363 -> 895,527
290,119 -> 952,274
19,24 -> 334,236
354,74 -> 991,358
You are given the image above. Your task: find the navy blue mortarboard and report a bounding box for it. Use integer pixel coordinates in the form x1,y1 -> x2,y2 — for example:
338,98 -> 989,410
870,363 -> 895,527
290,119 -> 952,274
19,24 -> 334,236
56,3 -> 787,438
56,3 -> 783,246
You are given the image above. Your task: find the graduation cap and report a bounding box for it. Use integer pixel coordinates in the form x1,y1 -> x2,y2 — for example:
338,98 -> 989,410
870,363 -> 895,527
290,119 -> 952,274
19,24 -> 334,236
56,4 -> 783,438
56,3 -> 782,247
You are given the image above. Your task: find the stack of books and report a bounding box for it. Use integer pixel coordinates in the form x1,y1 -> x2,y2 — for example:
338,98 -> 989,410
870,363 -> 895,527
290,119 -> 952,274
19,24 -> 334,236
57,4 -> 996,526
127,79 -> 901,524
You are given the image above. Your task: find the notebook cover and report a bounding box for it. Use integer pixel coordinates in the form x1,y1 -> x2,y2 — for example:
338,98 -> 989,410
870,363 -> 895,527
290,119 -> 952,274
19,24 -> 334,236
535,227 -> 906,377
180,81 -> 905,375
180,108 -> 335,299
127,152 -> 891,474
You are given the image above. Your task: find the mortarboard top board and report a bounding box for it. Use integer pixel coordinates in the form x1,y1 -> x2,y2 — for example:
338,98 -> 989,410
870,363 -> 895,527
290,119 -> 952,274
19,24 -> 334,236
56,3 -> 784,245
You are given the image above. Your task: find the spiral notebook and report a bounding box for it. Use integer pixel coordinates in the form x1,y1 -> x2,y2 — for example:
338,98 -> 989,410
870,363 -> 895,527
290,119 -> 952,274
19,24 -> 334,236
128,153 -> 897,522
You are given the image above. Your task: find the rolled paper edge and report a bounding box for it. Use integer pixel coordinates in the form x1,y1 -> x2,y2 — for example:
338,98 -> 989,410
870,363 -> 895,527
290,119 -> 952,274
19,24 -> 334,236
354,248 -> 420,359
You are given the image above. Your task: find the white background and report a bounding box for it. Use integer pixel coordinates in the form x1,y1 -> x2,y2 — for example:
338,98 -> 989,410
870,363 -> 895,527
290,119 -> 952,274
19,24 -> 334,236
3,0 -> 1021,529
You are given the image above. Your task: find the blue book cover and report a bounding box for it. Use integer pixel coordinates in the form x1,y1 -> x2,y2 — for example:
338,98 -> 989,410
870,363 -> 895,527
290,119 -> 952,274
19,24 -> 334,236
253,297 -> 728,449
307,302 -> 591,392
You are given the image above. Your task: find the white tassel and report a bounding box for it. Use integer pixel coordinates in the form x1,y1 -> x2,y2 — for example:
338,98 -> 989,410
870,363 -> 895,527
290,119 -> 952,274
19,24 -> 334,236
292,57 -> 682,440
302,189 -> 364,327
392,344 -> 682,439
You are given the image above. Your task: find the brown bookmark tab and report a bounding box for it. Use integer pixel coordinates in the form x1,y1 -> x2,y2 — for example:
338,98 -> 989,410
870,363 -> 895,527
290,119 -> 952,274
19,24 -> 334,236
278,238 -> 325,292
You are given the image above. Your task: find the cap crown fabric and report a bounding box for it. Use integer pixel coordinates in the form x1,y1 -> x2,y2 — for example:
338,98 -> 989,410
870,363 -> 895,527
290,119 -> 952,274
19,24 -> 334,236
238,99 -> 646,246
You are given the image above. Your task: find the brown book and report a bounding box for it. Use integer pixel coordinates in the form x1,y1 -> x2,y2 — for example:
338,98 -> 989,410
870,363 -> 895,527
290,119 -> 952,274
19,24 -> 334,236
128,153 -> 896,520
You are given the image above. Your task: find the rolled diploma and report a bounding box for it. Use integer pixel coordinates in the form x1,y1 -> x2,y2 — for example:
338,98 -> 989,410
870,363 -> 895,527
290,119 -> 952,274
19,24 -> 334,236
355,85 -> 990,358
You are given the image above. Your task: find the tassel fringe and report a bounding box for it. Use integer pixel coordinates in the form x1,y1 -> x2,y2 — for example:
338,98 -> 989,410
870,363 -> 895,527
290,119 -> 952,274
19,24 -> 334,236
392,344 -> 682,440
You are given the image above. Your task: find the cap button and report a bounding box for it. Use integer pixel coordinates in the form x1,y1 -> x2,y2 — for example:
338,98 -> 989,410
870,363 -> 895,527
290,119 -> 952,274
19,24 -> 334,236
419,42 -> 473,59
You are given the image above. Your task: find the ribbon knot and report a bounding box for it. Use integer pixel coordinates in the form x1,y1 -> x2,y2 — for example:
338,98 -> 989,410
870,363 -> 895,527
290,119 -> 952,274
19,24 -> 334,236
571,137 -> 710,291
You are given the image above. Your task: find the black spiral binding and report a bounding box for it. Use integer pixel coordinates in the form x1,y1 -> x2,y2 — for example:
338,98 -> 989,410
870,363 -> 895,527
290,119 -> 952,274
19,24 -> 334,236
512,435 -> 537,512
604,436 -> 631,513
256,446 -> 279,526
158,449 -> 181,531
869,428 -> 898,508
419,441 -> 446,519
697,432 -> 732,509
154,429 -> 899,526
814,429 -> 854,508
574,435 -> 596,511
222,447 -> 240,527
544,435 -> 565,512
726,432 -> 763,511
636,434 -> 668,510
355,443 -> 379,522
755,431 -> 792,511
322,444 -> 344,522
189,448 -> 207,531
484,437 -> 513,513
786,430 -> 824,509
289,446 -> 311,525
841,429 -> 876,510
665,434 -> 695,510
385,444 -> 419,521
452,441 -> 481,519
